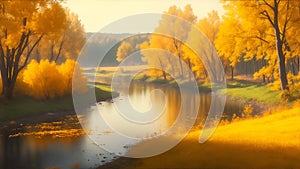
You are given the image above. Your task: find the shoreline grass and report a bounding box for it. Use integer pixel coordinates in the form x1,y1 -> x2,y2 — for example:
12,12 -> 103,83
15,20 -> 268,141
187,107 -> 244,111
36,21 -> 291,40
221,80 -> 281,105
0,83 -> 115,122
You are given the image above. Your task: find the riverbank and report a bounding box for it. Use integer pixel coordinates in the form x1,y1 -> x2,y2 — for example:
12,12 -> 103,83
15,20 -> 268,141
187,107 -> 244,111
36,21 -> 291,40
0,83 -> 116,129
99,102 -> 300,169
98,70 -> 282,104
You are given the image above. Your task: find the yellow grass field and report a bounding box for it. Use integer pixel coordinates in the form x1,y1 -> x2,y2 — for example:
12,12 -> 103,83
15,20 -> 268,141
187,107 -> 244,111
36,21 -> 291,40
101,104 -> 300,169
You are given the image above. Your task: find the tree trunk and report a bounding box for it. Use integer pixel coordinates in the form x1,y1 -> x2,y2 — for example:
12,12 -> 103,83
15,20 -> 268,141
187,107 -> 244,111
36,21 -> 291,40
274,9 -> 289,90
259,0 -> 289,90
3,83 -> 14,99
231,66 -> 234,80
297,56 -> 300,73
187,58 -> 193,82
0,73 -> 16,99
173,39 -> 184,79
157,56 -> 166,80
178,55 -> 184,79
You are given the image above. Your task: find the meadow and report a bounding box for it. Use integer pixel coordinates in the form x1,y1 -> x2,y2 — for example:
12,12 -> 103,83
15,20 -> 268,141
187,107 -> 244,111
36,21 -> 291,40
100,103 -> 300,169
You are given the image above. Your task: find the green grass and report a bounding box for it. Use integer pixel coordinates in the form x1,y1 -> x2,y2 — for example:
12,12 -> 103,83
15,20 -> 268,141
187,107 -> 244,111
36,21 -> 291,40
221,80 -> 281,105
0,96 -> 74,122
0,83 -> 115,122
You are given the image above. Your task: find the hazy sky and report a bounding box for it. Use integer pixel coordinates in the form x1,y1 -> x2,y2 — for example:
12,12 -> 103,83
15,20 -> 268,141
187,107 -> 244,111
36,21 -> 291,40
65,0 -> 224,33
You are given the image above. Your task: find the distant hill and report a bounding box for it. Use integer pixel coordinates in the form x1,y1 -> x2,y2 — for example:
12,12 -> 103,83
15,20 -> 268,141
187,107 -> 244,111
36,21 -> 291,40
80,32 -> 149,67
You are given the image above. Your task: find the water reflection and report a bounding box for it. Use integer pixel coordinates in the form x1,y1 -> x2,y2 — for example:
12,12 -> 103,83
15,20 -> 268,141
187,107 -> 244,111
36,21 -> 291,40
0,120 -> 116,169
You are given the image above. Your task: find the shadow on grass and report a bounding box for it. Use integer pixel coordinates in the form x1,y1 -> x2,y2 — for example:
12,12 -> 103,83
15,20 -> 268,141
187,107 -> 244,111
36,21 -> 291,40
98,139 -> 300,169
226,79 -> 264,89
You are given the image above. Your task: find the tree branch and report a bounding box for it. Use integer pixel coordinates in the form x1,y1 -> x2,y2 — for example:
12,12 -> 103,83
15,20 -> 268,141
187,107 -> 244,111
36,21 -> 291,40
260,10 -> 275,27
54,32 -> 65,62
19,34 -> 43,71
262,0 -> 274,10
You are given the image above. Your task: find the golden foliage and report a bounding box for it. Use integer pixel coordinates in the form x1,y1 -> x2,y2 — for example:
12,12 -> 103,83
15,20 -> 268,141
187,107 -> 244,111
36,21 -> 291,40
218,0 -> 300,89
0,0 -> 70,98
116,41 -> 134,62
23,60 -> 64,99
140,5 -> 198,79
58,59 -> 88,95
242,104 -> 254,118
32,9 -> 86,61
22,59 -> 87,99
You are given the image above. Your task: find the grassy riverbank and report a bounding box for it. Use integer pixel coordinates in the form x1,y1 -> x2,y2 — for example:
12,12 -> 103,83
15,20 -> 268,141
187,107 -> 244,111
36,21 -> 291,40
93,67 -> 281,104
223,79 -> 281,105
0,83 -> 114,122
136,76 -> 281,104
100,103 -> 300,169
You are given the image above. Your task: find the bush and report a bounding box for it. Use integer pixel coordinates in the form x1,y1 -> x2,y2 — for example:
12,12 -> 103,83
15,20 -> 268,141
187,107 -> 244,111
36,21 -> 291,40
23,59 -> 87,99
57,59 -> 87,95
242,104 -> 254,118
281,86 -> 300,103
280,73 -> 300,102
23,60 -> 64,99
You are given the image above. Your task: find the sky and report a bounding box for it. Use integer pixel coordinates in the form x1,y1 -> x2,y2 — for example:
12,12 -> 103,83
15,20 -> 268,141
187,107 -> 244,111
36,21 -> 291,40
64,0 -> 224,33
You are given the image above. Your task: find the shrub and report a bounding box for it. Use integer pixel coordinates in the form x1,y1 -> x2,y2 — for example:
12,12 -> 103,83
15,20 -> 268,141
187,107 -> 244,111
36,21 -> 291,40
23,60 -> 64,99
280,73 -> 300,102
22,59 -> 87,99
57,59 -> 87,95
242,104 -> 253,118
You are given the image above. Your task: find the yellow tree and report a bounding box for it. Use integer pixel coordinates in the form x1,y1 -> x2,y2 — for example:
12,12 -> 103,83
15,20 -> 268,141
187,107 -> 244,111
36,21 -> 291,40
0,0 -> 67,98
33,9 -> 86,62
116,41 -> 134,62
197,10 -> 221,45
140,35 -> 174,80
142,4 -> 197,79
215,4 -> 245,80
221,0 -> 300,90
189,10 -> 221,80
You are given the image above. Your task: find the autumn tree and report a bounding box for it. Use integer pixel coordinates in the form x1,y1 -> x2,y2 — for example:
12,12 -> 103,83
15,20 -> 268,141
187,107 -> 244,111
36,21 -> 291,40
161,5 -> 197,78
193,10 -> 222,80
140,36 -> 174,80
32,9 -> 86,62
0,0 -> 67,99
214,4 -> 245,80
197,10 -> 221,45
140,5 -> 197,79
116,41 -> 134,62
219,0 -> 300,90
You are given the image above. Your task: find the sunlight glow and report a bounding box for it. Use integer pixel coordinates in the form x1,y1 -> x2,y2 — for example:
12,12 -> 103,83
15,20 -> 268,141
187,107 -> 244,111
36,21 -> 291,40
64,0 -> 224,32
